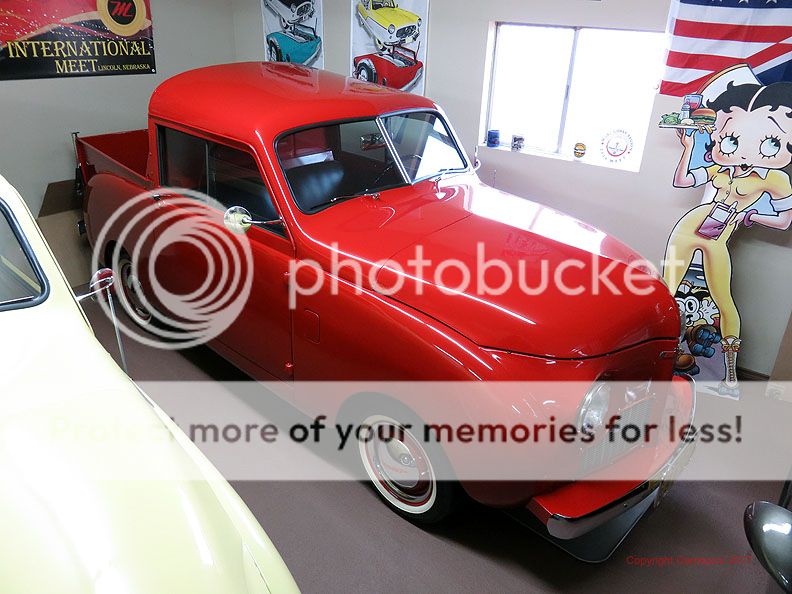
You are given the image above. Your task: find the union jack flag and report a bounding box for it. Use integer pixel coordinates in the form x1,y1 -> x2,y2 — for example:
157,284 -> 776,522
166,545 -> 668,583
661,0 -> 792,96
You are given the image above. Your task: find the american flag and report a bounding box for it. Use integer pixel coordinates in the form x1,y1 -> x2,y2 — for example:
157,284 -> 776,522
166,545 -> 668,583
661,0 -> 792,96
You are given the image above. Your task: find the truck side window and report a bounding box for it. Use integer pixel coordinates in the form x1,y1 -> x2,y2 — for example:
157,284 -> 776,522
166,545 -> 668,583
159,127 -> 207,192
208,143 -> 286,238
159,126 -> 285,238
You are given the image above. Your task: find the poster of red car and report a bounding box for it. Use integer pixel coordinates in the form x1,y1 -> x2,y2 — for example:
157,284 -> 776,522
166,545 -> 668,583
350,0 -> 427,94
0,0 -> 156,80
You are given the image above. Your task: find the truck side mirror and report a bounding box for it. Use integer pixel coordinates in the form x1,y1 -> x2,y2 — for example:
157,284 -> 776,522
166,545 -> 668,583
223,206 -> 283,234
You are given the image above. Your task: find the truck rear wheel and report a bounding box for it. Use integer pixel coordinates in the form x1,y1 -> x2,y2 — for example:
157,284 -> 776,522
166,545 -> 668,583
115,251 -> 153,328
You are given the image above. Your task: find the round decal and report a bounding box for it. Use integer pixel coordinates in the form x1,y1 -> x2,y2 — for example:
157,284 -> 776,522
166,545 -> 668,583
573,142 -> 586,158
97,0 -> 147,37
600,130 -> 634,163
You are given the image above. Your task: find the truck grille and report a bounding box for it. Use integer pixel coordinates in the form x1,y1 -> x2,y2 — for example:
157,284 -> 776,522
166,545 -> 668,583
397,25 -> 417,39
579,396 -> 654,475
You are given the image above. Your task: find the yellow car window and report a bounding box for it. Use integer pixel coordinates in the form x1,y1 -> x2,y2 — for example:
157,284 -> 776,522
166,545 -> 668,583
0,203 -> 44,310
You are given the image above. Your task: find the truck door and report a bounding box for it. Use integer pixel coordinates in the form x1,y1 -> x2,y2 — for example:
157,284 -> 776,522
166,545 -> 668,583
157,126 -> 294,380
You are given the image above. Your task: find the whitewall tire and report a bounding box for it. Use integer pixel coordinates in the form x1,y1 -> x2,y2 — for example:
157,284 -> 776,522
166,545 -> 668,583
354,408 -> 461,524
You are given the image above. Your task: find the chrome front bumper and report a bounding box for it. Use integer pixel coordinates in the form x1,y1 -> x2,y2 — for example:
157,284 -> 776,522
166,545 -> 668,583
547,434 -> 696,541
512,376 -> 697,562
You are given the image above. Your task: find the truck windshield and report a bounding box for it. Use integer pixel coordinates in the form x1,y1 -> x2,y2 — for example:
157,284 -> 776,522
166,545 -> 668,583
277,111 -> 467,214
0,202 -> 44,311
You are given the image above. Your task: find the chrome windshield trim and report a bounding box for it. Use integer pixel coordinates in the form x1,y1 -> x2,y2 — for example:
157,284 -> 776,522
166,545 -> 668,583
375,115 -> 411,185
379,107 -> 471,175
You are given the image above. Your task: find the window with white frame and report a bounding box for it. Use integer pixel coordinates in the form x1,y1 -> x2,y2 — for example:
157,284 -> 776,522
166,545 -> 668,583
483,24 -> 668,172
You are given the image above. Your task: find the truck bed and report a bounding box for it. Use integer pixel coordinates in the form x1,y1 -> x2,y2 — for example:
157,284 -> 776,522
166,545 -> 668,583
76,129 -> 150,189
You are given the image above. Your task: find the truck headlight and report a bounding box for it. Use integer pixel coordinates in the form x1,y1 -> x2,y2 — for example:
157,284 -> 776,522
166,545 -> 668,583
388,24 -> 396,34
417,18 -> 422,27
578,382 -> 611,432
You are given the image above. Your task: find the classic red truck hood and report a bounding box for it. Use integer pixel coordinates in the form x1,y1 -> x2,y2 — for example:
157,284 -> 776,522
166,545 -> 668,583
299,177 -> 679,359
372,180 -> 679,359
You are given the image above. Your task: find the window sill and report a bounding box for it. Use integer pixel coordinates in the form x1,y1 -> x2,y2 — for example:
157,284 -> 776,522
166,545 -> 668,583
477,143 -> 641,173
479,143 -> 574,162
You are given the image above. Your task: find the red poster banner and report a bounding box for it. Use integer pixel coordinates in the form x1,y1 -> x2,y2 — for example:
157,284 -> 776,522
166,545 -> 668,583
0,0 -> 156,80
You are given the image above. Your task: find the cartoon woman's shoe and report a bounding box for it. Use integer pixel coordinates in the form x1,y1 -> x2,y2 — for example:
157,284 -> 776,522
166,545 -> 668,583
717,381 -> 740,400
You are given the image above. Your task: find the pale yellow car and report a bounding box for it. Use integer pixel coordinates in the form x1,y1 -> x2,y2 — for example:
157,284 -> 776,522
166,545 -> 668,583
356,0 -> 421,49
0,174 -> 299,594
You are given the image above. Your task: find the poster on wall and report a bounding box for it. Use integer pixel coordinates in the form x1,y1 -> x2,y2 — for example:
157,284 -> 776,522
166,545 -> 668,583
350,0 -> 428,94
0,0 -> 156,80
658,0 -> 792,398
660,64 -> 792,397
262,0 -> 324,68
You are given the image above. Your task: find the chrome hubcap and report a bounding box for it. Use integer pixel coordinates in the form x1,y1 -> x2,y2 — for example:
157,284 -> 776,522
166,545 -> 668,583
120,260 -> 151,322
363,419 -> 434,506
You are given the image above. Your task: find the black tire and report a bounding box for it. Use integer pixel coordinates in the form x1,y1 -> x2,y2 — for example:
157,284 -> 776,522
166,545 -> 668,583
268,40 -> 283,62
341,396 -> 462,525
355,62 -> 376,84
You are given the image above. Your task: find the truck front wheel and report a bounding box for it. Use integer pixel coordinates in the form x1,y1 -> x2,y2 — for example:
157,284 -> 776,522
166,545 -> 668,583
351,401 -> 462,524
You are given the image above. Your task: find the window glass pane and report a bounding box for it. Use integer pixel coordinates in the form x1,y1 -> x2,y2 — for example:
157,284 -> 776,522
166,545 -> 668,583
278,119 -> 405,214
0,208 -> 43,308
339,119 -> 389,162
561,28 -> 667,171
382,112 -> 466,181
488,25 -> 575,153
160,127 -> 207,191
208,144 -> 285,236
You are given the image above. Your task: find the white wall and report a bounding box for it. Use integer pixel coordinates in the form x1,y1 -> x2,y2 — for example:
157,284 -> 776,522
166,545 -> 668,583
0,0 -> 238,217
231,0 -> 792,375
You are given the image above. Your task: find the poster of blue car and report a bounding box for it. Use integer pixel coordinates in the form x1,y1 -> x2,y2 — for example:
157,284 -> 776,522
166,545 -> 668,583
262,0 -> 324,68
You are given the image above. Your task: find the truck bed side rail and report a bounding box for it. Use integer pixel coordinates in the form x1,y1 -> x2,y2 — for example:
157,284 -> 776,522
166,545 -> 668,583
76,130 -> 151,190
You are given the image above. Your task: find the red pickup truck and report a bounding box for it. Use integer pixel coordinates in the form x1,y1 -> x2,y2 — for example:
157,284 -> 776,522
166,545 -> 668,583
76,62 -> 694,561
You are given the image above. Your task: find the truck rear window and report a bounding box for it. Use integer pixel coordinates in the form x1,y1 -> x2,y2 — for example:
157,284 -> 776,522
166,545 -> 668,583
0,202 -> 45,311
160,127 -> 208,192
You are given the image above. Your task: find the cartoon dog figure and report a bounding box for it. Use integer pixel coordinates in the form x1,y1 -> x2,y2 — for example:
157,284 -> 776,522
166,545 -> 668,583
674,281 -> 722,375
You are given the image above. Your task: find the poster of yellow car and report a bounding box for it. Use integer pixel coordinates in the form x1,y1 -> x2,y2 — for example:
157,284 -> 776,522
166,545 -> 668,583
351,0 -> 427,94
355,0 -> 422,50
